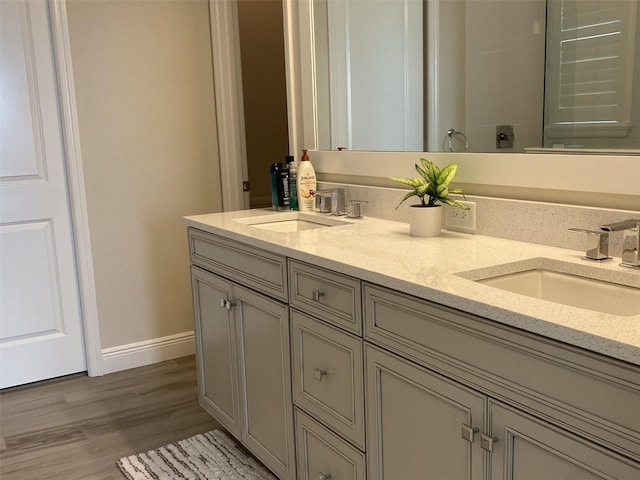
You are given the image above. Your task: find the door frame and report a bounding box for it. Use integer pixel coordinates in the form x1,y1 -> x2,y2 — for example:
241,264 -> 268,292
209,0 -> 303,211
48,0 -> 102,376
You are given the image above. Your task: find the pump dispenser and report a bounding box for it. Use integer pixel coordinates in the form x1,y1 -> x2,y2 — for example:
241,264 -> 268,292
296,150 -> 316,212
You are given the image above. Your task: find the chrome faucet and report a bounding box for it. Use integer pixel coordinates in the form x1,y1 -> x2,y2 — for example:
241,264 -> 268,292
600,219 -> 640,269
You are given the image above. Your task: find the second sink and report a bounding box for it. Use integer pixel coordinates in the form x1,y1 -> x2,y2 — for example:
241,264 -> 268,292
459,258 -> 640,317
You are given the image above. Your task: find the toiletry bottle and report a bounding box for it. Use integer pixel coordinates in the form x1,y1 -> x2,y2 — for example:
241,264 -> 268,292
284,155 -> 298,210
270,163 -> 282,211
297,149 -> 316,212
278,156 -> 291,210
287,156 -> 299,211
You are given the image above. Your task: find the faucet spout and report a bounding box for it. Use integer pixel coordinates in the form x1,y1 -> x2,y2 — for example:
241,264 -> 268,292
600,219 -> 640,231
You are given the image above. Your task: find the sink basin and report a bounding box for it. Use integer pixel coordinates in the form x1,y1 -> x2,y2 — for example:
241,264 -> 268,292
233,212 -> 352,233
460,260 -> 640,316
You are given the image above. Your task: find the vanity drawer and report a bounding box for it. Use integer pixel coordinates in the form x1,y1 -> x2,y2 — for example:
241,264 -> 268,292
188,228 -> 287,301
363,282 -> 640,461
289,260 -> 362,335
291,310 -> 365,449
295,408 -> 366,480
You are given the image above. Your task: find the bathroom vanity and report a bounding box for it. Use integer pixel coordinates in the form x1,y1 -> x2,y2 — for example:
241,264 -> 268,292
185,210 -> 640,479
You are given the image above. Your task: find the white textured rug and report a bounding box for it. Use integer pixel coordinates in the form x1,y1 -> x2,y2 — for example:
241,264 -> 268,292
117,430 -> 276,480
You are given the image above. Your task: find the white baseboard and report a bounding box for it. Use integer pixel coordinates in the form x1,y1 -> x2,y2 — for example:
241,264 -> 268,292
101,331 -> 195,374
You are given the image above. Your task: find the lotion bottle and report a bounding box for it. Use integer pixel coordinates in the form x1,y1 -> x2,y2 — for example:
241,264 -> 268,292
296,150 -> 316,212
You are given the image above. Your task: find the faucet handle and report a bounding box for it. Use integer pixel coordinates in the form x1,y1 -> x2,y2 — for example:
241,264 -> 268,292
347,200 -> 368,219
569,228 -> 611,261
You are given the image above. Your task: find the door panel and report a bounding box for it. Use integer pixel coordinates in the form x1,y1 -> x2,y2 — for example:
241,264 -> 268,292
490,400 -> 640,480
366,344 -> 485,480
190,267 -> 241,438
0,0 -> 86,387
235,285 -> 295,480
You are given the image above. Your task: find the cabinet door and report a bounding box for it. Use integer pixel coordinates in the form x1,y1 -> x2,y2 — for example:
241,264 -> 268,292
235,285 -> 296,480
366,344 -> 485,480
190,266 -> 241,438
488,400 -> 640,480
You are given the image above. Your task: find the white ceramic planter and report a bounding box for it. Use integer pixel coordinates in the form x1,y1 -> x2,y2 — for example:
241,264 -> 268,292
409,205 -> 442,237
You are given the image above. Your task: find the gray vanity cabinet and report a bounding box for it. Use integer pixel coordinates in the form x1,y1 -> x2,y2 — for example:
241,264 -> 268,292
188,229 -> 295,480
363,282 -> 640,479
188,224 -> 639,480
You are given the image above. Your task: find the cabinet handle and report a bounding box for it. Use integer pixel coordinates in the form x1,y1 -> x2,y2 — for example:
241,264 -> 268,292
318,473 -> 332,480
461,424 -> 479,443
312,289 -> 325,302
219,299 -> 236,310
480,433 -> 499,452
314,368 -> 328,381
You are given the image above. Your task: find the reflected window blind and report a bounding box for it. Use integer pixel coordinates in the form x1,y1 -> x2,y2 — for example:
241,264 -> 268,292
545,0 -> 636,137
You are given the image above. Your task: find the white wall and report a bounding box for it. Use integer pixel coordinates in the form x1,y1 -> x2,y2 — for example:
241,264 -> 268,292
66,0 -> 222,356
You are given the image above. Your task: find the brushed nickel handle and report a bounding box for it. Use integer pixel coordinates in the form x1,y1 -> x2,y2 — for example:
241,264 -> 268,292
314,368 -> 328,381
480,433 -> 499,452
461,424 -> 479,443
312,289 -> 325,302
318,473 -> 332,480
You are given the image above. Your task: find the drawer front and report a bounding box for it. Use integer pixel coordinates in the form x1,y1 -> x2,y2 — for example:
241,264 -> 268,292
363,282 -> 640,461
289,260 -> 361,334
188,228 -> 287,301
292,310 -> 365,449
295,408 -> 366,480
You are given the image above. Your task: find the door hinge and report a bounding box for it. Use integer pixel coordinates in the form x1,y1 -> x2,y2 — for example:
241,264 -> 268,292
242,181 -> 250,192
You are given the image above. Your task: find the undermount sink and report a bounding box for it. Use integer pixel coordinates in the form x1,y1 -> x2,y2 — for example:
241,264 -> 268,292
460,259 -> 640,316
233,212 -> 352,233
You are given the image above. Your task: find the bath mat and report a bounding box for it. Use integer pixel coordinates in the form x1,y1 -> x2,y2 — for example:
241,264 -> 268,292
116,429 -> 276,480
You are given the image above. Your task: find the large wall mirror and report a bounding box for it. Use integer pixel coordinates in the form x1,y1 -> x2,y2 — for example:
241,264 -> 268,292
308,0 -> 639,154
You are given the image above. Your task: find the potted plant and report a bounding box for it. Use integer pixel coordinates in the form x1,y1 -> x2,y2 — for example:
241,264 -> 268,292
390,157 -> 469,237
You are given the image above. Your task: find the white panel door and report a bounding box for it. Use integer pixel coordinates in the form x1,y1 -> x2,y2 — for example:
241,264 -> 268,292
326,0 -> 423,151
0,0 -> 86,388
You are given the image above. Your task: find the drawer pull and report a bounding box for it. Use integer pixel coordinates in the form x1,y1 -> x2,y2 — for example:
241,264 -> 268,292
312,289 -> 326,302
314,368 -> 328,381
318,473 -> 333,480
461,424 -> 479,443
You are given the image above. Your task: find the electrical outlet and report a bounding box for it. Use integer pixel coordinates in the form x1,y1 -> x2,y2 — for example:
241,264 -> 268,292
444,201 -> 476,233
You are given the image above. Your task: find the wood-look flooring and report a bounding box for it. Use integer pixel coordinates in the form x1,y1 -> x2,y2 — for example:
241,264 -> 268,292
0,355 -> 222,480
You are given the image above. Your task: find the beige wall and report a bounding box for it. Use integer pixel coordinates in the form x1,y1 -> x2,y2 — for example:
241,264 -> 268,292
67,0 -> 222,348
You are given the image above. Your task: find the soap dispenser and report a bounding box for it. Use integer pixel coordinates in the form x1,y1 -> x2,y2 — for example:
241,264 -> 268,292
296,150 -> 316,212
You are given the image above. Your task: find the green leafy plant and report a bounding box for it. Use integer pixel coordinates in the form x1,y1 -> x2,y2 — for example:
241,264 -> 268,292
390,157 -> 469,209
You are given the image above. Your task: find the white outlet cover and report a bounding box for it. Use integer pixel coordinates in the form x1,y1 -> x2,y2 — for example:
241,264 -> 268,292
444,201 -> 476,233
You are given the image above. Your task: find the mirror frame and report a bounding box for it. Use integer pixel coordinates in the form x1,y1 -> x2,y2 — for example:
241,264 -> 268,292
284,0 -> 640,205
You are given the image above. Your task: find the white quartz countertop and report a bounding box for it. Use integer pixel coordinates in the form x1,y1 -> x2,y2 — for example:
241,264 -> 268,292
184,209 -> 640,366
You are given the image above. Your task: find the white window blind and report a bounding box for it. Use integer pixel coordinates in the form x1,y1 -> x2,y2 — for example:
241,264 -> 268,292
544,0 -> 637,138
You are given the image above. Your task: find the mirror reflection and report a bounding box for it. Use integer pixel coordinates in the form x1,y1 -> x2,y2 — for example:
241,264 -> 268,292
312,0 -> 640,153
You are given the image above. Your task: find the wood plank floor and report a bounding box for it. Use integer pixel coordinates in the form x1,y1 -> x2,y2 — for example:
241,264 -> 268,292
0,355 -> 222,480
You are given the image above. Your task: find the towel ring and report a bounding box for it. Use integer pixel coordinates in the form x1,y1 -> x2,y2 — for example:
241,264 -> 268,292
443,128 -> 469,152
